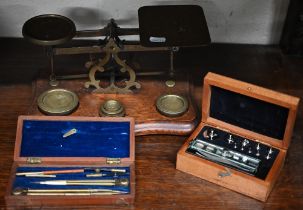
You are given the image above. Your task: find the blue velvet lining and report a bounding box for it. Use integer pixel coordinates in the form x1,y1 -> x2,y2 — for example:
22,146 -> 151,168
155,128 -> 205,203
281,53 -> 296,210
20,120 -> 130,158
210,86 -> 289,140
13,167 -> 130,193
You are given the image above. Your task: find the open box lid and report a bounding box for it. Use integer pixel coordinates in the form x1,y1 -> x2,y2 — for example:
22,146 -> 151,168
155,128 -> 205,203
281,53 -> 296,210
14,116 -> 135,163
202,72 -> 300,150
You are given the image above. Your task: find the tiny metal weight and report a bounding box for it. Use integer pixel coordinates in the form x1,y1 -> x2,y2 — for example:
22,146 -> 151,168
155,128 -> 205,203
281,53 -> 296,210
49,79 -> 59,87
165,80 -> 176,88
99,99 -> 125,117
156,94 -> 188,117
37,89 -> 79,115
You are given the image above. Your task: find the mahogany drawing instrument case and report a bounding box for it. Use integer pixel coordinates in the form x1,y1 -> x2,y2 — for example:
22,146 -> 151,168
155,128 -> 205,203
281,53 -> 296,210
6,116 -> 135,207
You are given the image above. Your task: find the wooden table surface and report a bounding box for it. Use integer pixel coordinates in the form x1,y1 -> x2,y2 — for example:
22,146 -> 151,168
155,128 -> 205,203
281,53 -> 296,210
0,39 -> 302,209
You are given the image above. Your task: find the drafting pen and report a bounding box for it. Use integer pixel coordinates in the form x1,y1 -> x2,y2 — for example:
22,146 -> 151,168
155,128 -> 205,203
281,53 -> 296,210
16,168 -> 126,176
25,174 -> 56,178
16,169 -> 85,176
32,178 -> 129,186
12,188 -> 127,196
96,168 -> 126,173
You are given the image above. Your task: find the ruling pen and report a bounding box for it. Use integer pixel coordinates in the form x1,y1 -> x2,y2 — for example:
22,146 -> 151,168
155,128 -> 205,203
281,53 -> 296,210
32,178 -> 129,186
12,188 -> 127,196
16,168 -> 126,176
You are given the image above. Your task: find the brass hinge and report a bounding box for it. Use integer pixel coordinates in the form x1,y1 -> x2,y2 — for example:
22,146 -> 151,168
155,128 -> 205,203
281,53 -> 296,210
26,157 -> 42,164
106,158 -> 121,164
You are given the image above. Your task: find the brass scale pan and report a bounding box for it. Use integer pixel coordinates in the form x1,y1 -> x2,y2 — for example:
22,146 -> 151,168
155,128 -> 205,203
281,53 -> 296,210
22,14 -> 76,46
23,14 -> 79,115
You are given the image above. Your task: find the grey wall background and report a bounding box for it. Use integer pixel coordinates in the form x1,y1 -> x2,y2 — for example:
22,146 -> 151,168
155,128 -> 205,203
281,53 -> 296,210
0,0 -> 289,44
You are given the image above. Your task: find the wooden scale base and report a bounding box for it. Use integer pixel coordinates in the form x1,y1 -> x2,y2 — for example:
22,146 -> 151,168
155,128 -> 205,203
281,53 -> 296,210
27,75 -> 198,136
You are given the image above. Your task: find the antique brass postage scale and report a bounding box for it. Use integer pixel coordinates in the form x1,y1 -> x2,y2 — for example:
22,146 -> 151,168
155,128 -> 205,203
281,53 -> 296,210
23,5 -> 211,135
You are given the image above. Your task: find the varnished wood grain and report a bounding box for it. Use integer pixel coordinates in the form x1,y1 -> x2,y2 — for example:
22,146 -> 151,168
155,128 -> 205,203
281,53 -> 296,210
0,38 -> 302,209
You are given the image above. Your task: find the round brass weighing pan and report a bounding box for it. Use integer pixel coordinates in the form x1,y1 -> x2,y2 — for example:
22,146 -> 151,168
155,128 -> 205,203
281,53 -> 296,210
156,94 -> 189,117
37,89 -> 79,115
99,100 -> 125,117
22,14 -> 76,46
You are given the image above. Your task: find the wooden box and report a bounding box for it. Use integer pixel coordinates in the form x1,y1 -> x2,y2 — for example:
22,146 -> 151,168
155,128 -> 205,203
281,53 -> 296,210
5,116 -> 135,208
176,72 -> 300,201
